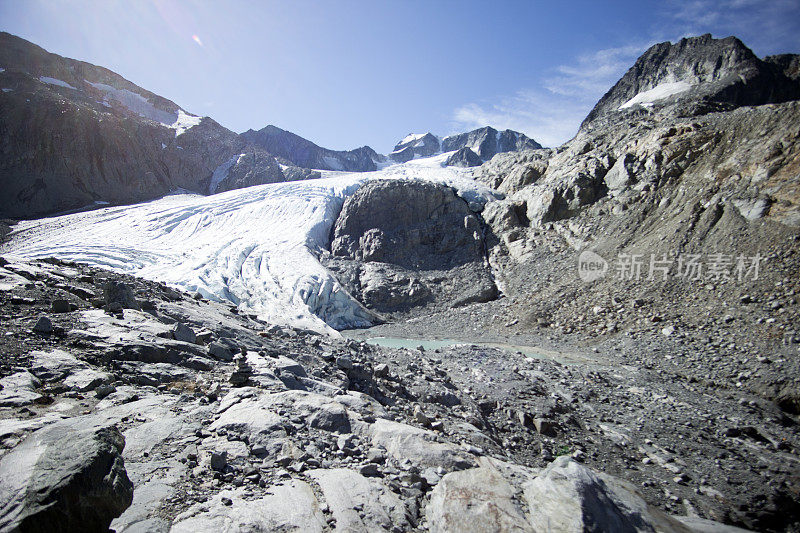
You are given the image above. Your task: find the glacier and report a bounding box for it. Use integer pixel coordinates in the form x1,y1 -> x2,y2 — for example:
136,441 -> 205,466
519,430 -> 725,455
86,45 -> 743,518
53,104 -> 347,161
2,156 -> 496,335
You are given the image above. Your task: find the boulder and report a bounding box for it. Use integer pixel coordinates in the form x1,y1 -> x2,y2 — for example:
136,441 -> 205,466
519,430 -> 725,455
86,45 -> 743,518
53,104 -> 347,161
0,419 -> 133,532
369,418 -> 475,470
170,322 -> 196,344
426,460 -> 531,532
0,372 -> 42,407
103,281 -> 140,311
522,456 -> 686,532
32,315 -> 53,333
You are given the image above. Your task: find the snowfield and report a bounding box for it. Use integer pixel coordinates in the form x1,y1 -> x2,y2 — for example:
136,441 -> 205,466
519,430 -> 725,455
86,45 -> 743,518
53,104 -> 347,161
2,157 -> 496,335
619,80 -> 694,110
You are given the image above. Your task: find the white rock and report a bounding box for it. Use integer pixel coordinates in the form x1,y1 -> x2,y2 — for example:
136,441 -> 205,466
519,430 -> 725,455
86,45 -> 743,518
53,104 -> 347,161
170,483 -> 326,532
309,468 -> 408,531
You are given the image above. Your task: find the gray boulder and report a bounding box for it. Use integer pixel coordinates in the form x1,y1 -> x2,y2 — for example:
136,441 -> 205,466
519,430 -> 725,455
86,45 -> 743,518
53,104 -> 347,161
103,281 -> 139,311
170,322 -> 196,344
331,180 -> 483,269
0,419 -> 133,532
523,456 -> 687,532
426,459 -> 531,532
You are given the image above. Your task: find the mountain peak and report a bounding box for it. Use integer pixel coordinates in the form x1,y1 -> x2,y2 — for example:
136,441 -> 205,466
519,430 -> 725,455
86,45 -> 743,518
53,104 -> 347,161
581,34 -> 800,129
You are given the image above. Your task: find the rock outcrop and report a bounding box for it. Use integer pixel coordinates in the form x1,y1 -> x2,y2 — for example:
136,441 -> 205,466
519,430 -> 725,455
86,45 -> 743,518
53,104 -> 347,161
0,419 -> 133,532
325,179 -> 497,314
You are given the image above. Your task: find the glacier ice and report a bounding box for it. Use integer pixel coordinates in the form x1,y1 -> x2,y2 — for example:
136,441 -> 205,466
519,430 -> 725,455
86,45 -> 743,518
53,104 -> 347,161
2,157 -> 497,334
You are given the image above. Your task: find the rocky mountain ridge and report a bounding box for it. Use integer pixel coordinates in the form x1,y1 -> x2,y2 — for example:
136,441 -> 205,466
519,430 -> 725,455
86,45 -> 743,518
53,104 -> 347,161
581,34 -> 800,130
389,127 -> 542,165
0,32 -> 541,219
241,125 -> 384,173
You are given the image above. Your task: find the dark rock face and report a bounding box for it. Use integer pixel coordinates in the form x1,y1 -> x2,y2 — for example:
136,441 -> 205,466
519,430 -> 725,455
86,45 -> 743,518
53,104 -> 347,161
444,147 -> 483,167
765,53 -> 800,82
326,180 -> 496,314
581,34 -> 800,129
211,150 -> 286,194
442,127 -> 542,159
389,133 -> 441,163
331,180 -> 483,269
0,32 -> 290,218
0,420 -> 133,532
241,125 -> 381,172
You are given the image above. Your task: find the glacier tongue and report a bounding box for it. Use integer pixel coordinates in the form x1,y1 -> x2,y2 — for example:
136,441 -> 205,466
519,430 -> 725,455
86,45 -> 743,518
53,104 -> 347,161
2,157 -> 496,334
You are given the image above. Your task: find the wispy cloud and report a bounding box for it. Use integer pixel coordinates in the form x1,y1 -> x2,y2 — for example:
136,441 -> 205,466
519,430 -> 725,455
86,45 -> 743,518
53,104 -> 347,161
659,0 -> 800,53
451,0 -> 800,148
451,44 -> 648,147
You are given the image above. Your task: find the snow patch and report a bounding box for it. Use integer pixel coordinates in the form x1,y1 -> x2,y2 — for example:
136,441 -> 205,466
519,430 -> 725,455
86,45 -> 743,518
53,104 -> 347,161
39,76 -> 77,90
209,155 -> 239,194
172,109 -> 202,137
619,80 -> 693,110
88,82 -> 176,125
321,156 -> 344,171
398,133 -> 427,145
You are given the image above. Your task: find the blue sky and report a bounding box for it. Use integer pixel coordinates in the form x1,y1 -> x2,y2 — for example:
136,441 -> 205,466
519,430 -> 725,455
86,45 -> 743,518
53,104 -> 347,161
1,0 -> 799,151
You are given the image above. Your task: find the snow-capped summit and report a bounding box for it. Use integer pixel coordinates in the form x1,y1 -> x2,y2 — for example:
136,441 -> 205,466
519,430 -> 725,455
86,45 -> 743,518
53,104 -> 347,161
390,132 -> 442,162
389,127 -> 542,165
442,127 -> 542,160
581,34 -> 800,129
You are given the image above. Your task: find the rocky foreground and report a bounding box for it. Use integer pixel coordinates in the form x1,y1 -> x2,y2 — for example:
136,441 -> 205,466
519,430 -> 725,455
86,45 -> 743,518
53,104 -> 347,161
0,257 -> 797,532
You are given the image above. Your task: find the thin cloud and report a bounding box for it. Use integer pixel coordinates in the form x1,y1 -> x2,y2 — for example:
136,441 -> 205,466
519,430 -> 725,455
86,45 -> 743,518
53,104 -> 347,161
451,0 -> 800,148
659,0 -> 800,53
451,44 -> 647,147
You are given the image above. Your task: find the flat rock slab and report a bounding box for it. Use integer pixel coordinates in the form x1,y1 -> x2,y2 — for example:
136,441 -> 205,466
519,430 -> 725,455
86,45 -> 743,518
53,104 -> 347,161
170,482 -> 326,532
0,372 -> 42,407
0,418 -> 133,532
309,468 -> 409,532
368,418 -> 475,471
30,349 -> 90,381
